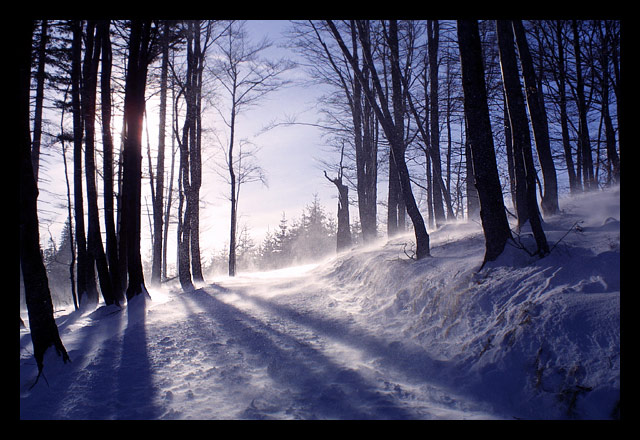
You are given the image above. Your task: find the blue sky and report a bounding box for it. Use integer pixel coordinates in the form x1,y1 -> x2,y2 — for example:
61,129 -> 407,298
195,20 -> 339,260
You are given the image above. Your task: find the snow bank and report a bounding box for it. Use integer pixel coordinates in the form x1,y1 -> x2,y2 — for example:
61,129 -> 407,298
316,186 -> 620,419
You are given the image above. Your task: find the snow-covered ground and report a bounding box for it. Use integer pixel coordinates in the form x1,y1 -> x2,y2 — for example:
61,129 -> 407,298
19,186 -> 620,420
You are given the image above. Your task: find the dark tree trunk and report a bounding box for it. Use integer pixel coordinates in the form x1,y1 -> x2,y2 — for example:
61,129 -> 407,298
83,20 -> 116,306
163,73 -> 179,280
119,19 -> 153,300
98,20 -> 124,303
190,22 -> 204,282
177,32 -> 194,288
503,92 -> 518,211
31,20 -> 48,184
572,20 -> 595,190
350,23 -> 378,243
327,20 -> 430,259
428,20 -> 446,226
387,149 -> 400,237
554,21 -> 580,194
457,20 -> 512,265
335,181 -> 351,252
151,21 -> 170,286
496,20 -> 549,256
20,20 -> 70,375
386,20 -> 429,257
325,146 -> 352,252
228,103 -> 237,277
512,20 -> 559,216
596,21 -> 620,185
463,119 -> 479,219
71,20 -> 93,305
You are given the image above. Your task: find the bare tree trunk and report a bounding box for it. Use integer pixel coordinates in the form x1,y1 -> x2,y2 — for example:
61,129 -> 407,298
190,21 -> 204,282
596,21 -> 620,185
99,20 -> 123,304
71,20 -> 93,306
325,145 -> 352,252
457,20 -> 512,265
350,23 -> 378,243
554,21 -> 580,194
120,19 -> 153,300
496,20 -> 549,256
151,20 -> 170,286
463,118 -> 479,219
228,99 -> 238,277
512,20 -> 559,216
31,20 -> 48,184
427,20 -> 446,226
572,20 -> 595,190
59,96 -> 79,311
334,19 -> 430,258
20,20 -> 70,376
83,20 -> 116,306
163,69 -> 179,281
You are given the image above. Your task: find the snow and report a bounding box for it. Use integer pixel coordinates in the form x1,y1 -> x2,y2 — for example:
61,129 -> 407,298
19,186 -> 620,420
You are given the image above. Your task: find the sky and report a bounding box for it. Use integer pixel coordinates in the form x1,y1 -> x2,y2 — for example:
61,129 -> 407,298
198,20 -> 334,252
36,20 -> 342,270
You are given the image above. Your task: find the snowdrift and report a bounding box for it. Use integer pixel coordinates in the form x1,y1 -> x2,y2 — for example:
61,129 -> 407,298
316,186 -> 620,419
20,186 -> 620,420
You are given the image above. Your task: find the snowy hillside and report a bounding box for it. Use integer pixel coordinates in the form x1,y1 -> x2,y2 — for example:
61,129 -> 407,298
19,186 -> 620,420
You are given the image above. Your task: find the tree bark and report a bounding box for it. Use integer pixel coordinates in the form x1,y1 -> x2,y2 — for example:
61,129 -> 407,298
457,20 -> 512,264
98,20 -> 124,303
554,21 -> 580,193
120,19 -> 153,300
572,20 -> 595,190
151,20 -> 170,286
31,20 -> 48,184
324,145 -> 352,252
83,20 -> 116,306
190,21 -> 204,282
20,20 -> 70,375
596,21 -> 620,185
331,19 -> 430,258
496,20 -> 549,256
427,20 -> 446,226
350,23 -> 378,243
71,20 -> 93,305
512,20 -> 559,216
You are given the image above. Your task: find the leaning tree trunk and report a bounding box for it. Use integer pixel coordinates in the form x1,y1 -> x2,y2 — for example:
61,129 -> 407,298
512,20 -> 559,216
327,19 -> 430,259
497,20 -> 549,257
457,20 -> 512,265
20,20 -> 70,376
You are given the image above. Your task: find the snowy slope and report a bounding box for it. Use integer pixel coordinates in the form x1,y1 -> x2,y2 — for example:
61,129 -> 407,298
19,186 -> 620,420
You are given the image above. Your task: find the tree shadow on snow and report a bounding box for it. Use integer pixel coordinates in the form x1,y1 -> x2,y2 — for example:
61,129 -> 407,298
178,287 -> 416,420
20,298 -> 161,420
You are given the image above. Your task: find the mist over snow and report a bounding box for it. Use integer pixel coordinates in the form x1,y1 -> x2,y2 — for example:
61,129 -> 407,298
20,186 -> 620,420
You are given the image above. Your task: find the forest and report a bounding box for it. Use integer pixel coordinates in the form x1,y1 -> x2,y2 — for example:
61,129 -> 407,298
20,19 -> 621,419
